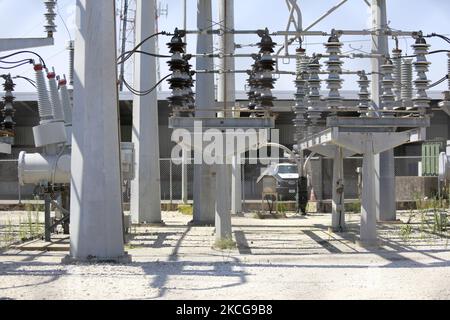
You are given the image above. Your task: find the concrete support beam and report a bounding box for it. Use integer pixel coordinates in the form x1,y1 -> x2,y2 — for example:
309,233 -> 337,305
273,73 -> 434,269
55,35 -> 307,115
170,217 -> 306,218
231,154 -> 242,215
130,0 -> 162,224
361,140 -> 378,245
181,148 -> 188,204
192,0 -> 216,225
331,147 -> 345,232
215,162 -> 232,241
66,0 -> 129,263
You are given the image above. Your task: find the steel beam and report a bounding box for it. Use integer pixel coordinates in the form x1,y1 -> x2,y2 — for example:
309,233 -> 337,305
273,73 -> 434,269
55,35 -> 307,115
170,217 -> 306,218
0,142 -> 11,154
130,0 -> 162,224
0,37 -> 54,52
65,0 -> 130,263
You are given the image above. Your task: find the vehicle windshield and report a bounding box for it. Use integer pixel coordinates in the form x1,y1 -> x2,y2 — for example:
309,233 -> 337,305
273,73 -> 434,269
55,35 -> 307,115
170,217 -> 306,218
277,165 -> 297,174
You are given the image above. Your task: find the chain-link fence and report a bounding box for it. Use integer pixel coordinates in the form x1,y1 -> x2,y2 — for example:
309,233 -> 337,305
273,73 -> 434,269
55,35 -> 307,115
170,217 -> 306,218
0,155 -> 439,203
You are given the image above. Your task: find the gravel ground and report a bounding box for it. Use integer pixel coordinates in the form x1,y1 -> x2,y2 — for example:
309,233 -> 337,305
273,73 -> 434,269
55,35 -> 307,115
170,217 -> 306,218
1,211 -> 450,300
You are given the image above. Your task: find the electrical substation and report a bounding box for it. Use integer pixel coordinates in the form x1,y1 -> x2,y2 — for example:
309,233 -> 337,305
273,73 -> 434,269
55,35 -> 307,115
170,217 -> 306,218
1,0 -> 450,300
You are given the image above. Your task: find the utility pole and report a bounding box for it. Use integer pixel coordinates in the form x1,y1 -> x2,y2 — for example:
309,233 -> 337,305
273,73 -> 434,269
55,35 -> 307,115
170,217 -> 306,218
192,0 -> 216,224
371,0 -> 397,222
119,0 -> 129,91
130,0 -> 162,224
65,0 -> 130,263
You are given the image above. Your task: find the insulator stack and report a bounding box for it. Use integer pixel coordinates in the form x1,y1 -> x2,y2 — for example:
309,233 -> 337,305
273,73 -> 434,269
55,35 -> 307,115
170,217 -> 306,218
254,28 -> 277,116
44,0 -> 57,36
293,48 -> 308,142
58,78 -> 72,125
1,75 -> 16,139
380,59 -> 395,114
307,56 -> 322,128
447,53 -> 450,91
47,70 -> 64,122
412,37 -> 431,114
167,29 -> 192,116
246,60 -> 258,113
324,34 -> 343,111
392,48 -> 402,108
34,64 -> 54,123
67,41 -> 75,87
357,71 -> 371,112
401,59 -> 413,109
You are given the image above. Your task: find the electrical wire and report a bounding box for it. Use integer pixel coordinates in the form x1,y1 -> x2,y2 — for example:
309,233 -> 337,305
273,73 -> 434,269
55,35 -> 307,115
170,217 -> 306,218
122,74 -> 171,96
428,75 -> 448,89
0,61 -> 33,70
391,49 -> 450,60
0,58 -> 33,65
13,76 -> 37,89
56,0 -> 72,41
0,51 -> 46,68
117,50 -> 171,65
117,31 -> 168,65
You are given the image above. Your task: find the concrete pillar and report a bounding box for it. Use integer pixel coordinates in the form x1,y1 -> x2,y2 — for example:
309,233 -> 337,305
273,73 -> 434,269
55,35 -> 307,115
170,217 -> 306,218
371,0 -> 397,221
360,139 -> 378,245
192,0 -> 216,225
231,154 -> 242,215
66,0 -> 129,263
130,0 -> 162,224
215,160 -> 232,241
181,148 -> 188,204
331,147 -> 345,231
214,0 -> 235,239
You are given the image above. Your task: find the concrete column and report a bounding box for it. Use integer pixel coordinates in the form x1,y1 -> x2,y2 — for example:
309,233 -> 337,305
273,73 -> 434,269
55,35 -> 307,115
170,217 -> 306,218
360,139 -> 378,246
218,0 -> 235,215
231,154 -> 242,215
192,0 -> 216,225
371,0 -> 396,221
181,148 -> 188,204
331,147 -> 345,232
215,161 -> 232,241
66,0 -> 129,263
130,0 -> 162,224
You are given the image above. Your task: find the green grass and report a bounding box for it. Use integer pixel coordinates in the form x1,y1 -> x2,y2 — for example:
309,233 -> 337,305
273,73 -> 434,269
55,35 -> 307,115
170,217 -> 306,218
214,237 -> 237,250
178,204 -> 193,216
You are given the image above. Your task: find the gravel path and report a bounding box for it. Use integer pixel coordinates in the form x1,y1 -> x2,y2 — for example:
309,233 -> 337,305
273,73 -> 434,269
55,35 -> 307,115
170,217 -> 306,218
1,211 -> 450,300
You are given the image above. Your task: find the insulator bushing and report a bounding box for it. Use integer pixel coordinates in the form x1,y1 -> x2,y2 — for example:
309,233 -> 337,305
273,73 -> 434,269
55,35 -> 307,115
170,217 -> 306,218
1,75 -> 16,134
293,48 -> 308,142
401,59 -> 413,109
307,56 -> 322,126
412,37 -> 431,113
44,1 -> 57,36
380,59 -> 395,113
447,53 -> 450,91
167,28 -> 186,54
392,48 -> 402,106
47,71 -> 64,122
324,34 -> 343,110
253,29 -> 277,115
166,29 -> 194,115
357,71 -> 371,112
34,64 -> 54,122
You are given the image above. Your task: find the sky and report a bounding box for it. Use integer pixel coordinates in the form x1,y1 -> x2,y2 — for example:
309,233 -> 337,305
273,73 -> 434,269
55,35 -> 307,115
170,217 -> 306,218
0,0 -> 450,94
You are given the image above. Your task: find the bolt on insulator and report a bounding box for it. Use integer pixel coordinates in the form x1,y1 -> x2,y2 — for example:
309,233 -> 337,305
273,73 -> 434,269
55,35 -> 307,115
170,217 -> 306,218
34,64 -> 54,123
44,0 -> 57,37
324,34 -> 343,112
391,48 -> 403,108
357,71 -> 371,113
380,59 -> 395,115
1,75 -> 16,137
307,56 -> 323,130
412,37 -> 431,114
401,59 -> 413,109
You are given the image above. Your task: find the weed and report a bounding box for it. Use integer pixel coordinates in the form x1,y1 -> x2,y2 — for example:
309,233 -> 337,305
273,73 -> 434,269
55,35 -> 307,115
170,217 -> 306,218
214,237 -> 237,250
178,205 -> 193,216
